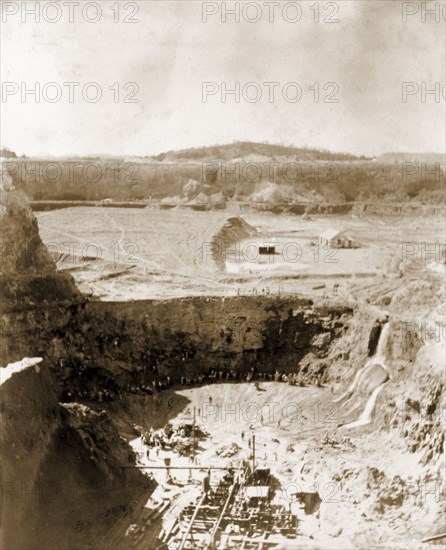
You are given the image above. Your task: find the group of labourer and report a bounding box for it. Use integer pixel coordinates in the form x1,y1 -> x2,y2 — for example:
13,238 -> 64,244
62,365 -> 318,404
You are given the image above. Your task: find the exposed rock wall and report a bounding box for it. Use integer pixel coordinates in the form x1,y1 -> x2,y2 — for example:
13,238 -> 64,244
1,361 -> 62,545
41,297 -> 353,392
0,172 -> 81,310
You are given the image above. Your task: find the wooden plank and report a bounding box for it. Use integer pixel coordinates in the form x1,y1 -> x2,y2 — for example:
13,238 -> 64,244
206,473 -> 240,549
178,493 -> 206,550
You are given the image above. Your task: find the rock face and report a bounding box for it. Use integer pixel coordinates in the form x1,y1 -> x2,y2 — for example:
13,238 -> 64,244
10,296 -> 353,397
392,342 -> 445,464
0,171 -> 82,359
0,360 -> 62,546
0,360 -> 148,549
0,171 -> 81,310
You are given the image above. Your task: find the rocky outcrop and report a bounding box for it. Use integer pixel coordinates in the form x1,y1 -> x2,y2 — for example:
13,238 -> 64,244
0,360 -> 61,547
395,343 -> 445,466
1,294 -> 354,400
0,171 -> 82,359
0,171 -> 81,310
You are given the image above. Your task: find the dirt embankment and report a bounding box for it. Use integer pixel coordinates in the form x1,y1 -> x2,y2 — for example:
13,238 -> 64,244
210,216 -> 258,269
239,202 -> 445,217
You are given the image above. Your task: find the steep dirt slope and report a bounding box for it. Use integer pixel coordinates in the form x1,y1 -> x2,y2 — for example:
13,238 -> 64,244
211,216 -> 258,269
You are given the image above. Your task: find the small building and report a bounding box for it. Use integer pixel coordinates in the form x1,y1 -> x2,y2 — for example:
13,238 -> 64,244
319,228 -> 353,249
259,245 -> 275,255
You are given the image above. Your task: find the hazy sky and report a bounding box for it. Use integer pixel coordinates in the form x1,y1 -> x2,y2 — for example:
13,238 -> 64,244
1,0 -> 445,156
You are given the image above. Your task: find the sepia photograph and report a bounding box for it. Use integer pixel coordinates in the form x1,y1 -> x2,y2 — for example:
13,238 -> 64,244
1,1 -> 445,548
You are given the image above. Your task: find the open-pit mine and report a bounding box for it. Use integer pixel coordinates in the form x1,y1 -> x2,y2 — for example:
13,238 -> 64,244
1,163 -> 445,550
2,0 -> 446,544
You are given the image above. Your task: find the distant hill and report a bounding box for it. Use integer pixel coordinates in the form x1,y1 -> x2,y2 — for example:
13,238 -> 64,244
6,143 -> 444,207
151,141 -> 370,162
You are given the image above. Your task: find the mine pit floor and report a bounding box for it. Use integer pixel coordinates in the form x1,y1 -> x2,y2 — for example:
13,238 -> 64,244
101,382 -> 437,549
